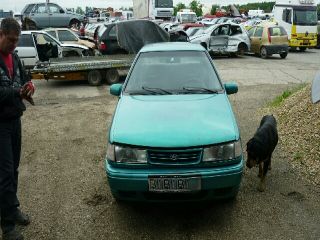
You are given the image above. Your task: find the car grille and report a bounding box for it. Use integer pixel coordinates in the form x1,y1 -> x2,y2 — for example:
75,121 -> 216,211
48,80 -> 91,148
148,149 -> 202,165
156,11 -> 172,17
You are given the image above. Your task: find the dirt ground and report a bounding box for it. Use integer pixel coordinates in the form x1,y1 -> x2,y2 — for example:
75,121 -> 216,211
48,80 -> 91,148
5,81 -> 318,240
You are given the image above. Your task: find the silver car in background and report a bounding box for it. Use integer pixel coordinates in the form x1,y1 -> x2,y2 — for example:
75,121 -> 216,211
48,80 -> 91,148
190,23 -> 250,56
21,2 -> 85,30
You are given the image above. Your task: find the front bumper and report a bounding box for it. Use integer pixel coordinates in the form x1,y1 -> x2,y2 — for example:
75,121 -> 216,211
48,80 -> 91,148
106,158 -> 244,202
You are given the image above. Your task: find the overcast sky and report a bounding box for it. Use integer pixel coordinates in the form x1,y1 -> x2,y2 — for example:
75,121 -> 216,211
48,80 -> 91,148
5,0 -> 320,12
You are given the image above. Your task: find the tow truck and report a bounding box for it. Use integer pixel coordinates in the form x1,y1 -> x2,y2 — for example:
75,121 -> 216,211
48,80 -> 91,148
30,54 -> 134,86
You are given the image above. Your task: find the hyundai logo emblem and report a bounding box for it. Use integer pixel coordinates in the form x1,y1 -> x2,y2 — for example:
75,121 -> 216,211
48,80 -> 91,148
171,154 -> 178,161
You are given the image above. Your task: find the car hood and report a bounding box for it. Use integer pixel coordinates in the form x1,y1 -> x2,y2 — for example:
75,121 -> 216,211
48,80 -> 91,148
61,43 -> 88,49
62,40 -> 95,49
110,94 -> 239,148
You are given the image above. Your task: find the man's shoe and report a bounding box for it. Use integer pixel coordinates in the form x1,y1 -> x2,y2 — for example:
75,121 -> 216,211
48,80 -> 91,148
13,210 -> 30,226
2,229 -> 24,240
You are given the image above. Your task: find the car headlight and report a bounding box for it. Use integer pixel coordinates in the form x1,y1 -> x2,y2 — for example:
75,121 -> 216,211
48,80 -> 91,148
107,144 -> 147,164
202,140 -> 242,162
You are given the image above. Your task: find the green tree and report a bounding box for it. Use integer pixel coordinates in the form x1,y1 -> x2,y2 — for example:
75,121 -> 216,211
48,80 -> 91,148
210,4 -> 220,15
174,3 -> 186,16
76,6 -> 84,15
189,0 -> 203,17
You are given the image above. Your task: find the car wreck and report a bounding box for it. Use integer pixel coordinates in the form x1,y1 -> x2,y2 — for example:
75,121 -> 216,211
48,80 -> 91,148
97,19 -> 170,54
189,22 -> 250,56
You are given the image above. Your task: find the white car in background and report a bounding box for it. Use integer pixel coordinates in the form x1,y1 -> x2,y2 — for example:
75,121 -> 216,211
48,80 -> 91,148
16,30 -> 90,68
189,22 -> 250,56
44,28 -> 96,55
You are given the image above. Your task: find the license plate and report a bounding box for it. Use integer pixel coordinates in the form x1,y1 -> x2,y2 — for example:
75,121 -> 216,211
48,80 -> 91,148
303,40 -> 309,44
148,176 -> 201,193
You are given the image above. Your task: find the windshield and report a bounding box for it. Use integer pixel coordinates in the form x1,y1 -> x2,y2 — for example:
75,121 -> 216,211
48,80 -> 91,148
155,0 -> 173,8
293,9 -> 317,26
181,14 -> 197,23
124,51 -> 222,95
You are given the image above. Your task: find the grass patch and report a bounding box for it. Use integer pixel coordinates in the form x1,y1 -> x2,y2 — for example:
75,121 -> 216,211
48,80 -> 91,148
269,84 -> 307,107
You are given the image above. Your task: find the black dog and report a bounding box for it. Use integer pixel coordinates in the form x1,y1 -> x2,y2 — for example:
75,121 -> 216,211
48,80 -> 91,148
246,115 -> 278,192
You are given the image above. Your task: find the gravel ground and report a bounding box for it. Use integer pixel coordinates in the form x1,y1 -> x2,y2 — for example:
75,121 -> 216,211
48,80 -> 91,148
264,84 -> 320,186
2,82 -> 319,240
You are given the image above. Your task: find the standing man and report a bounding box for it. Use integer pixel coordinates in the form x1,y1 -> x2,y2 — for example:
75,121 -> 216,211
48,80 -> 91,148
0,18 -> 35,240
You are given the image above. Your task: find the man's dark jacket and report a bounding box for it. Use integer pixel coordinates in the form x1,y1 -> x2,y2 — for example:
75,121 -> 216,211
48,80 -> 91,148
0,52 -> 29,121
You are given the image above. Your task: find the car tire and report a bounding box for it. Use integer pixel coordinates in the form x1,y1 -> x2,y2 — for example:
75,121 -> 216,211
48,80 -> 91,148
237,43 -> 247,56
23,19 -> 37,30
87,70 -> 102,86
260,46 -> 268,59
298,47 -> 306,52
69,19 -> 80,28
106,69 -> 120,85
280,52 -> 288,59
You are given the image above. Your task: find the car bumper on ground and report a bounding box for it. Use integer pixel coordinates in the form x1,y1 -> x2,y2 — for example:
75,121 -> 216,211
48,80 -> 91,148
106,158 -> 244,202
265,45 -> 289,55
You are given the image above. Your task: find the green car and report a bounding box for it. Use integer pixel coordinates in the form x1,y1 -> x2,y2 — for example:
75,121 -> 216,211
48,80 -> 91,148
106,42 -> 243,202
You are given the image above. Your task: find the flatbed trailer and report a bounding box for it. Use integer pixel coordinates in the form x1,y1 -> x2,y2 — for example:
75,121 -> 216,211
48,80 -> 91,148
31,54 -> 135,85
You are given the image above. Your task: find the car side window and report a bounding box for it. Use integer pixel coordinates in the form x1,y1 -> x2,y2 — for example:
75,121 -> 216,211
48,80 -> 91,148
109,26 -> 116,37
17,34 -> 34,47
33,4 -> 47,14
219,25 -> 230,35
253,27 -> 263,37
230,26 -> 242,36
48,4 -> 61,14
47,31 -> 57,39
247,27 -> 255,37
24,4 -> 36,14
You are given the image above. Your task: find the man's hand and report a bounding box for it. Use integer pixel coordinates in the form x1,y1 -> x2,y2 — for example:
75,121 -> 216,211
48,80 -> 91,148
20,81 -> 35,105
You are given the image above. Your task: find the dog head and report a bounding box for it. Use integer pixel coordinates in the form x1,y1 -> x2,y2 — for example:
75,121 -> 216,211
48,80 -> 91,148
246,138 -> 261,168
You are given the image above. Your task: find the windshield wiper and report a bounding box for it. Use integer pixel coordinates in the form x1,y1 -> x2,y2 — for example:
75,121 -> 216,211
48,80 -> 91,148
182,87 -> 220,94
142,86 -> 172,95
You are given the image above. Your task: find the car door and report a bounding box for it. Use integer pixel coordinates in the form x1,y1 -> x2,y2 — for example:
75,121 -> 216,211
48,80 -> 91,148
32,32 -> 62,61
209,24 -> 230,52
250,26 -> 263,53
48,3 -> 69,27
15,33 -> 38,68
31,3 -> 50,28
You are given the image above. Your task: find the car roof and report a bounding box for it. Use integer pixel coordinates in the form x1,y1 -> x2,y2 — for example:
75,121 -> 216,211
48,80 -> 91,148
21,30 -> 47,34
140,42 -> 206,53
43,28 -> 71,31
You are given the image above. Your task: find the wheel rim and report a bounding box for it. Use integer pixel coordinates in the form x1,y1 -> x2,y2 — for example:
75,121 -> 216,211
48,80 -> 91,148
260,47 -> 267,58
106,70 -> 119,84
88,71 -> 101,85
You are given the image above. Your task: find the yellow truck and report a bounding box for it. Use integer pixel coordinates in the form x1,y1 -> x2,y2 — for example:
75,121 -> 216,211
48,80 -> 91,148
272,0 -> 318,51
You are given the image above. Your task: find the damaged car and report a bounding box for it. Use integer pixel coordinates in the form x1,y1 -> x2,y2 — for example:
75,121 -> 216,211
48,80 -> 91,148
16,30 -> 90,68
96,19 -> 170,55
189,22 -> 250,56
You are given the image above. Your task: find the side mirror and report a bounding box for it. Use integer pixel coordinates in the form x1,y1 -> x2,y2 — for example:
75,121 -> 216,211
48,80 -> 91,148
110,84 -> 122,96
224,82 -> 238,95
60,9 -> 65,14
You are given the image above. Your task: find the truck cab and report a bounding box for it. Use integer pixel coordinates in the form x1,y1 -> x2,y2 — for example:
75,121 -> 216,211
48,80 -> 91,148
176,9 -> 197,24
272,0 -> 318,50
